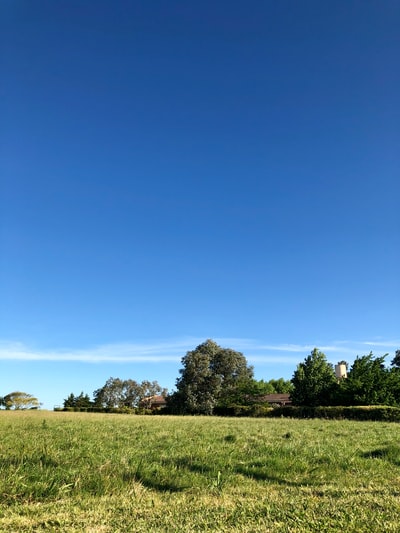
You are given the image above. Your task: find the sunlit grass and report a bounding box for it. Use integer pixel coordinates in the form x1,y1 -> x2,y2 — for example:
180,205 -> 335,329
1,411 -> 400,531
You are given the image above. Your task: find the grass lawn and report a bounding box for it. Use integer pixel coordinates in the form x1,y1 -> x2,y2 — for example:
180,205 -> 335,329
1,411 -> 400,532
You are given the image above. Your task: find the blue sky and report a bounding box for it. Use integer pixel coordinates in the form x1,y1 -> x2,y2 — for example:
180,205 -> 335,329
1,1 -> 399,409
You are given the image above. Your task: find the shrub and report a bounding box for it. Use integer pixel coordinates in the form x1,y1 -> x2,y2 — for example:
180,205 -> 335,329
267,405 -> 400,422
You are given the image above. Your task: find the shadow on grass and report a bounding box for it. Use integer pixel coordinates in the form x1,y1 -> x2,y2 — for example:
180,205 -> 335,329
164,456 -> 316,488
171,456 -> 214,474
234,465 -> 307,487
0,455 -> 59,468
361,445 -> 400,466
129,454 -> 324,492
122,470 -> 185,492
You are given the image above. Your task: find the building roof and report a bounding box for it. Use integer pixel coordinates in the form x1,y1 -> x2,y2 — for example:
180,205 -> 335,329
257,393 -> 292,404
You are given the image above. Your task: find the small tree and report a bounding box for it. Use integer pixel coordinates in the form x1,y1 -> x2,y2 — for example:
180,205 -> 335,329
3,391 -> 40,410
63,393 -> 76,408
291,348 -> 337,406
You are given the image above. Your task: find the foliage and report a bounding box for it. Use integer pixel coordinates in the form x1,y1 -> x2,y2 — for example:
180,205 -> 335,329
388,366 -> 400,405
167,339 -> 254,414
291,350 -> 400,408
213,404 -> 273,417
245,377 -> 293,396
335,352 -> 400,406
2,412 -> 400,532
266,377 -> 294,393
63,392 -> 92,410
391,349 -> 400,369
93,377 -> 167,409
2,391 -> 40,410
291,348 -> 337,406
337,353 -> 397,406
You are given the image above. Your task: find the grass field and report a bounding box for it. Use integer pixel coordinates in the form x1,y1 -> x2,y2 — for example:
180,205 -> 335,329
1,411 -> 400,532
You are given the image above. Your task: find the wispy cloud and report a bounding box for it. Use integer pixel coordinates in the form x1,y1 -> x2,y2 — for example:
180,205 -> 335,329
361,340 -> 400,349
219,339 -> 399,365
0,340 -> 190,363
0,338 -> 398,365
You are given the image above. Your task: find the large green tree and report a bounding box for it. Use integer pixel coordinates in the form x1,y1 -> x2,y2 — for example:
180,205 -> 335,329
291,348 -> 337,406
338,353 -> 395,406
168,339 -> 254,414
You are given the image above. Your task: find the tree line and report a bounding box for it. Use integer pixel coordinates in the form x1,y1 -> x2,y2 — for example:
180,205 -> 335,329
60,341 -> 400,414
165,341 -> 400,414
291,347 -> 400,407
61,340 -> 293,413
63,378 -> 168,410
3,339 -> 399,414
166,339 -> 292,415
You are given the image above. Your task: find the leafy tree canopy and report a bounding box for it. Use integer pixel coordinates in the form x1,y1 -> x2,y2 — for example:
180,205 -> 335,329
243,378 -> 293,397
93,378 -> 167,409
3,391 -> 40,410
291,348 -> 337,406
338,352 -> 395,406
391,349 -> 400,369
168,339 -> 254,414
63,392 -> 92,409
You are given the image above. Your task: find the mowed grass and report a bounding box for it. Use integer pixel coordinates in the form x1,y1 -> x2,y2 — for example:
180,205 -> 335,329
1,412 -> 400,532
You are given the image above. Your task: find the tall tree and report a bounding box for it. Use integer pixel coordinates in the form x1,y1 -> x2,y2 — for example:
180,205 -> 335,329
74,392 -> 92,409
63,393 -> 76,408
93,377 -> 125,408
168,339 -> 254,414
291,348 -> 337,406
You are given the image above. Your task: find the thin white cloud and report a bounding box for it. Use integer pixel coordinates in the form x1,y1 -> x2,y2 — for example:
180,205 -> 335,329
0,339 -> 189,363
0,338 -> 397,364
362,340 -> 400,348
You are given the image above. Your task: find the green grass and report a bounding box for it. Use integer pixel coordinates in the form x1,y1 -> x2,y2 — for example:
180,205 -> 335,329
1,412 -> 400,532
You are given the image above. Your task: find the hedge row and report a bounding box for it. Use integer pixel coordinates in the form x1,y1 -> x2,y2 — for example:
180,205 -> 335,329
54,405 -> 400,421
267,405 -> 400,422
54,406 -> 154,415
213,405 -> 400,421
214,405 -> 274,417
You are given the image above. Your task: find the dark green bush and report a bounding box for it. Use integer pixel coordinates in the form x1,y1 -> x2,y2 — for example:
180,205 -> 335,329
268,405 -> 400,422
214,404 -> 273,417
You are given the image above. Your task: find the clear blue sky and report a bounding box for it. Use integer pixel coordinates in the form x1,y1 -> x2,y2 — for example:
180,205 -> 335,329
1,1 -> 399,409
